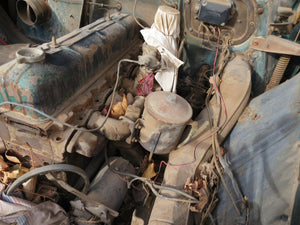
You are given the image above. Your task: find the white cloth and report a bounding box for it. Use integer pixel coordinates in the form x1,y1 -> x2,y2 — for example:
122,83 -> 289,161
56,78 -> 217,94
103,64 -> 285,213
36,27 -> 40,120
140,6 -> 183,92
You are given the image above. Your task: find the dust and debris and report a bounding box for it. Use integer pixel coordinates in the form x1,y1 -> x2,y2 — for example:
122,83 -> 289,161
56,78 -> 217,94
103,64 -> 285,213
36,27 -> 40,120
184,163 -> 219,214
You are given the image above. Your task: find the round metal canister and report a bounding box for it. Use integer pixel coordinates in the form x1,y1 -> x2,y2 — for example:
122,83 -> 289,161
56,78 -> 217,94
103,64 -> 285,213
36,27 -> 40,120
139,91 -> 193,154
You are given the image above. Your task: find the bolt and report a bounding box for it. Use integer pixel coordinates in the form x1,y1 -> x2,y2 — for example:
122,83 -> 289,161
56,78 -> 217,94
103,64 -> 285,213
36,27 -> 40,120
252,51 -> 259,58
106,13 -> 111,20
253,40 -> 258,46
257,8 -> 264,15
189,27 -> 193,32
116,3 -> 122,11
51,36 -> 58,47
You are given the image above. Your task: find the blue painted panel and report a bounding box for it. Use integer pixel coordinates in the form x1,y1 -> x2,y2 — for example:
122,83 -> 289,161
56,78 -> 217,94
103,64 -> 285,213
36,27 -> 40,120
214,73 -> 300,224
17,0 -> 84,43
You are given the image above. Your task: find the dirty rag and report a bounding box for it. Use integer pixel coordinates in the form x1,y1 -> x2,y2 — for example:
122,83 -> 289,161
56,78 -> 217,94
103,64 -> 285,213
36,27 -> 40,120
140,6 -> 183,92
0,184 -> 69,225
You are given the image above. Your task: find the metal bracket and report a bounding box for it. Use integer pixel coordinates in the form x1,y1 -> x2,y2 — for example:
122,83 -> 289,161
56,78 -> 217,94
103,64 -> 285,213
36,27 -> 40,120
148,132 -> 161,153
250,35 -> 300,56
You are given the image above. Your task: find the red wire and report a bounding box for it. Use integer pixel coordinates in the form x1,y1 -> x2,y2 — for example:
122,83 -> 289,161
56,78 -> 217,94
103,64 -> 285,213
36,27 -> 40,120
115,173 -> 129,183
0,38 -> 7,45
154,130 -> 217,181
154,27 -> 227,180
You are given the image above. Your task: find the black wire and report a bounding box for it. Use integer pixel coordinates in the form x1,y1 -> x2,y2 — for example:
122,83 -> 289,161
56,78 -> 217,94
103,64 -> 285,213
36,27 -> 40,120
104,142 -> 200,203
104,142 -> 139,179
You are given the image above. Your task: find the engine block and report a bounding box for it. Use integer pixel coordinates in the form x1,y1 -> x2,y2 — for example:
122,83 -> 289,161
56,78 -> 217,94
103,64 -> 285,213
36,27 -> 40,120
0,13 -> 140,165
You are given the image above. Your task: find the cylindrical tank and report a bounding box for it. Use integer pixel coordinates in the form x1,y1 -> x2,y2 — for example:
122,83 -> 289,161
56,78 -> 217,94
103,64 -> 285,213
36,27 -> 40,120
72,157 -> 135,224
139,91 -> 193,154
88,157 -> 134,213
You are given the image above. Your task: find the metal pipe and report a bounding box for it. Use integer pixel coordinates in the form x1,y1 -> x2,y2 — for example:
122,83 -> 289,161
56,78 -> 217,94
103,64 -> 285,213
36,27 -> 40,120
87,96 -> 144,141
16,0 -> 51,25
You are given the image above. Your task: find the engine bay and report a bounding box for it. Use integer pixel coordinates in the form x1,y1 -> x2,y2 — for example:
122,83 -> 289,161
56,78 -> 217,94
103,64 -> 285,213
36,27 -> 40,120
0,0 -> 299,224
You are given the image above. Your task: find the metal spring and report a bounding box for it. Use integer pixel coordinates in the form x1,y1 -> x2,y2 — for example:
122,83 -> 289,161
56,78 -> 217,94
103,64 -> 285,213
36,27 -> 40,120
265,55 -> 291,91
265,27 -> 300,91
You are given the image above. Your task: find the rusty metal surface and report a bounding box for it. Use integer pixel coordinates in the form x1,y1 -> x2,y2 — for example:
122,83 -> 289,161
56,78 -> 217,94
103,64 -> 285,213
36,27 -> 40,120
0,13 -> 141,163
99,0 -> 161,27
16,0 -> 51,25
0,79 -> 109,164
0,13 -> 139,120
0,60 -> 130,163
148,56 -> 252,224
72,157 -> 135,224
139,92 -> 193,154
250,35 -> 300,55
0,44 -> 30,66
144,91 -> 193,125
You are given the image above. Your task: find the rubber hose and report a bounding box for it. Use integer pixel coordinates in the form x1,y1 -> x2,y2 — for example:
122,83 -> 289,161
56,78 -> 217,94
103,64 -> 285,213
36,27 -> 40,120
6,164 -> 90,195
265,55 -> 291,91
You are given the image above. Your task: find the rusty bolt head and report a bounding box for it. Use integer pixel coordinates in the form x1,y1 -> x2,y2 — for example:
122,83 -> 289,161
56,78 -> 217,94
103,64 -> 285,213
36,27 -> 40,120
253,40 -> 258,46
116,3 -> 122,11
106,13 -> 111,21
257,8 -> 264,15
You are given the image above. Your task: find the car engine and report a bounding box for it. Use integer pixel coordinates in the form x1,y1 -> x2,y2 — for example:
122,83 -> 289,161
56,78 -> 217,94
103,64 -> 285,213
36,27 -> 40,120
0,0 -> 299,224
